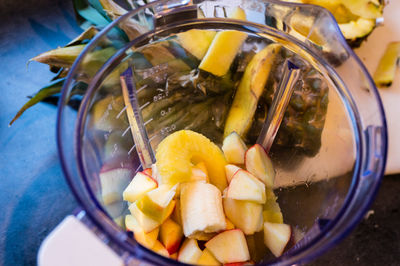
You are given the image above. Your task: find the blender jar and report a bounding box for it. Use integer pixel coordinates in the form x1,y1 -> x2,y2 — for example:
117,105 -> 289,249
40,0 -> 387,265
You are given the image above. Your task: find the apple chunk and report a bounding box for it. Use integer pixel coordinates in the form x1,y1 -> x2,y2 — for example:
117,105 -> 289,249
177,238 -> 202,264
223,195 -> 263,235
263,189 -> 283,224
160,219 -> 183,254
263,222 -> 292,257
225,164 -> 241,184
227,170 -> 266,204
123,172 -> 157,203
100,166 -> 132,205
151,240 -> 170,258
205,229 -> 250,264
245,144 -> 275,188
142,168 -> 152,177
125,214 -> 159,249
197,248 -> 221,265
222,132 -> 247,164
135,184 -> 177,222
129,200 -> 175,233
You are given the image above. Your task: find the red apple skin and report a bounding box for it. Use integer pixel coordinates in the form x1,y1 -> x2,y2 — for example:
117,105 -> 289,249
160,219 -> 184,255
142,168 -> 153,177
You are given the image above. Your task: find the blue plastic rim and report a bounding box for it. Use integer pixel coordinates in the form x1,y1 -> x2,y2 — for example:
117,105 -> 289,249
56,1 -> 387,265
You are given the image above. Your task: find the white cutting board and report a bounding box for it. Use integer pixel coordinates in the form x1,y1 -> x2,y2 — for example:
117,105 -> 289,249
354,0 -> 400,175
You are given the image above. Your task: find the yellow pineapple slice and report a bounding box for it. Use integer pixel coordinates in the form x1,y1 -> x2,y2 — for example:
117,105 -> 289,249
155,130 -> 228,191
198,7 -> 247,76
199,30 -> 247,76
177,30 -> 217,60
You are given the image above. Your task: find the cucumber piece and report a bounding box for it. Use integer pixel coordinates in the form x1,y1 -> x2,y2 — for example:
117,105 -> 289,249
373,41 -> 400,87
224,44 -> 281,138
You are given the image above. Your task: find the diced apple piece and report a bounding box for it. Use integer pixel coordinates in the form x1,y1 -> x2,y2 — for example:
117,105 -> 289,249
160,219 -> 184,254
129,200 -> 175,233
263,189 -> 283,224
125,214 -> 159,249
122,172 -> 157,203
100,165 -> 133,205
205,229 -> 250,264
170,253 -> 178,260
129,203 -> 159,233
225,217 -> 235,230
197,248 -> 221,265
245,144 -> 275,188
151,163 -> 162,185
151,240 -> 170,258
263,222 -> 292,257
177,238 -> 202,264
180,182 -> 226,237
136,184 -> 177,222
227,170 -> 266,204
222,132 -> 247,164
225,164 -> 242,184
223,190 -> 263,235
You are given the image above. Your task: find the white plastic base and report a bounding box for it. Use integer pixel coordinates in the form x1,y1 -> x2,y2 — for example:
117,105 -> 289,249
38,216 -> 124,266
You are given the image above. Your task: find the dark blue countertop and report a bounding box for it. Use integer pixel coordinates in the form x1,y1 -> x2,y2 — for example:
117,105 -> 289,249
0,0 -> 399,265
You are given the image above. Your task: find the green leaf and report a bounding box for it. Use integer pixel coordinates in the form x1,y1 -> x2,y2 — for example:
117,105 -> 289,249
9,78 -> 65,126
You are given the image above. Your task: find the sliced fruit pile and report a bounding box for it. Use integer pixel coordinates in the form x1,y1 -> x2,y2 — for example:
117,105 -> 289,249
120,130 -> 293,264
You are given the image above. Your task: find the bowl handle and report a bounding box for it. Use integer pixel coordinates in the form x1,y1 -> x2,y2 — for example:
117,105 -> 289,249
37,214 -> 124,266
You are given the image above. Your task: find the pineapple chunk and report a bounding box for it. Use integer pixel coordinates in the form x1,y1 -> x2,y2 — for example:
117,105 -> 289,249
199,30 -> 247,76
177,30 -> 217,59
373,41 -> 400,87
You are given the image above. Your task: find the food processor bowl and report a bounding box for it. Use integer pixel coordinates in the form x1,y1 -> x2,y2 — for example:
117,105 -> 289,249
54,0 -> 387,265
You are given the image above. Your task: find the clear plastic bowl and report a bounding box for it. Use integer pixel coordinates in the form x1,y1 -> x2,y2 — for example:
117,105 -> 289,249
57,0 -> 387,265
